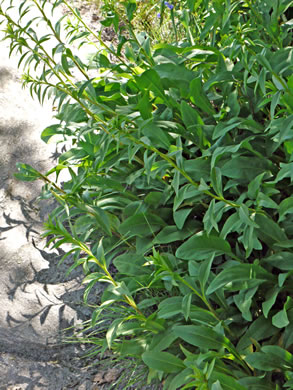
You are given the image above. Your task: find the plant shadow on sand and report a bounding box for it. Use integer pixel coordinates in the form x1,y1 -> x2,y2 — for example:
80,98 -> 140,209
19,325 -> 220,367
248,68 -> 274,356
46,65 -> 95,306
0,192 -> 162,389
0,190 -> 102,389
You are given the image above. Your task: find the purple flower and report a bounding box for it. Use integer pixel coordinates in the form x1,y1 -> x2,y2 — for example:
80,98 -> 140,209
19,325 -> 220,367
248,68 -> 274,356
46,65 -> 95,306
157,12 -> 161,18
164,1 -> 174,10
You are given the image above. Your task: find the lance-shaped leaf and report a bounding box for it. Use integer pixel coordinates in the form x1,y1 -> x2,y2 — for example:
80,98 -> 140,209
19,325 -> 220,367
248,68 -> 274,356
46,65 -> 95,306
206,264 -> 273,295
14,162 -> 41,182
142,351 -> 185,373
173,325 -> 233,351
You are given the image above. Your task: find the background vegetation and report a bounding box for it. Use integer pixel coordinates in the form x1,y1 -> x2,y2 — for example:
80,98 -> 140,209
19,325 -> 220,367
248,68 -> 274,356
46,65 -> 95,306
1,0 -> 293,388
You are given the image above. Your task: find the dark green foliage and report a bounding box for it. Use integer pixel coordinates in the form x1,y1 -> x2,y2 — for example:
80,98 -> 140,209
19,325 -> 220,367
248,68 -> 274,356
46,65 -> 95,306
2,0 -> 293,388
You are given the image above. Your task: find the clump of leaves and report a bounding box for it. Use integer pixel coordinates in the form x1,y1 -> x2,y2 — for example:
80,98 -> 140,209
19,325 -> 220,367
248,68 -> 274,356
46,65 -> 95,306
2,0 -> 293,388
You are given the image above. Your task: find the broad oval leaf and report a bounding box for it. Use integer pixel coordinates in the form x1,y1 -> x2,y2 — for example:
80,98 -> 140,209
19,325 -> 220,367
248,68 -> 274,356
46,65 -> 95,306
118,212 -> 166,237
183,158 -> 210,181
176,233 -> 232,260
113,252 -> 149,276
220,156 -> 270,182
272,308 -> 289,328
142,351 -> 184,373
153,226 -> 193,244
245,351 -> 284,371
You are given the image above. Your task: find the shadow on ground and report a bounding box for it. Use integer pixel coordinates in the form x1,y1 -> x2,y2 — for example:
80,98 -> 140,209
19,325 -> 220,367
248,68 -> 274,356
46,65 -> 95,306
0,191 -> 103,389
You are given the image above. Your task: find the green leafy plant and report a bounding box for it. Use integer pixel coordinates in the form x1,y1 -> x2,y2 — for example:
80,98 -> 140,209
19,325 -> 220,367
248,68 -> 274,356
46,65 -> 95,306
2,0 -> 293,388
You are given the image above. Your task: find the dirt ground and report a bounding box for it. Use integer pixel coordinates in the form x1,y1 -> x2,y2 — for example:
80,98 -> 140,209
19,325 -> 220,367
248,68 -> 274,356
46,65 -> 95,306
0,1 -> 128,389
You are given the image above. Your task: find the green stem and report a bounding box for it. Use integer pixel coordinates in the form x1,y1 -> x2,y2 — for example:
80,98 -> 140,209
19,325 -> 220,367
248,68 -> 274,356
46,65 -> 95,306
31,0 -> 90,81
72,240 -> 144,317
170,9 -> 178,43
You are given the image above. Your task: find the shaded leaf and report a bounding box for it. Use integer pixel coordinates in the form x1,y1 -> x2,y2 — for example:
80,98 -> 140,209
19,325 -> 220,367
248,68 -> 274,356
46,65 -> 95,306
119,212 -> 166,237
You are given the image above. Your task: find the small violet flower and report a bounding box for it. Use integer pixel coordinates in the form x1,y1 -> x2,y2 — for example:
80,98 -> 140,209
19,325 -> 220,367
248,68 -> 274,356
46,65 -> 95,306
157,12 -> 161,18
164,1 -> 174,10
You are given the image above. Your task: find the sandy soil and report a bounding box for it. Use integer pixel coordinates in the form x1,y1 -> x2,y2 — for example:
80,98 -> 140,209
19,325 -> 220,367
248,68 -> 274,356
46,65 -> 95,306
0,1 -> 110,389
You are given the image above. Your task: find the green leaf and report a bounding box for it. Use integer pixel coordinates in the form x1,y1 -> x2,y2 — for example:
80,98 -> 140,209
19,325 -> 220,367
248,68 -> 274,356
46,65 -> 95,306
189,305 -> 218,326
183,158 -> 210,181
220,156 -> 270,182
169,368 -> 193,390
106,318 -> 123,348
173,325 -> 231,350
125,0 -> 136,21
209,373 -> 247,390
158,297 -> 182,319
149,329 -> 178,352
85,176 -> 125,192
113,252 -> 149,276
203,199 -> 220,234
211,167 -> 223,197
181,100 -> 204,128
234,287 -> 257,321
256,54 -> 273,72
237,315 -> 276,351
136,69 -> 167,104
144,191 -> 163,206
142,351 -> 184,373
41,124 -> 71,144
261,345 -> 293,368
176,233 -> 233,260
262,287 -> 280,318
206,264 -> 271,295
255,214 -> 287,245
279,197 -> 293,222
213,118 -> 241,140
247,173 -> 266,199
182,293 -> 192,321
239,377 -> 274,390
238,204 -> 259,228
274,162 -> 293,183
155,63 -> 195,96
173,208 -> 193,230
227,88 -> 240,117
245,350 -> 287,371
211,380 -> 224,390
272,308 -> 289,328
117,339 -> 145,356
141,121 -> 171,150
220,212 -> 242,239
55,103 -> 88,123
61,52 -> 73,76
153,226 -> 193,244
278,271 -> 292,287
257,193 -> 278,209
83,277 -> 102,304
118,212 -> 166,237
245,345 -> 293,371
190,77 -> 215,115
83,205 -> 112,236
14,163 -> 41,182
136,91 -> 152,119
204,71 -> 235,90
199,254 -> 215,290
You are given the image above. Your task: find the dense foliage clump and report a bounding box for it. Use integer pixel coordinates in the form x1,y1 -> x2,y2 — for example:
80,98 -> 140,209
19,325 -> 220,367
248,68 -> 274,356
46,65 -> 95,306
2,0 -> 293,388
